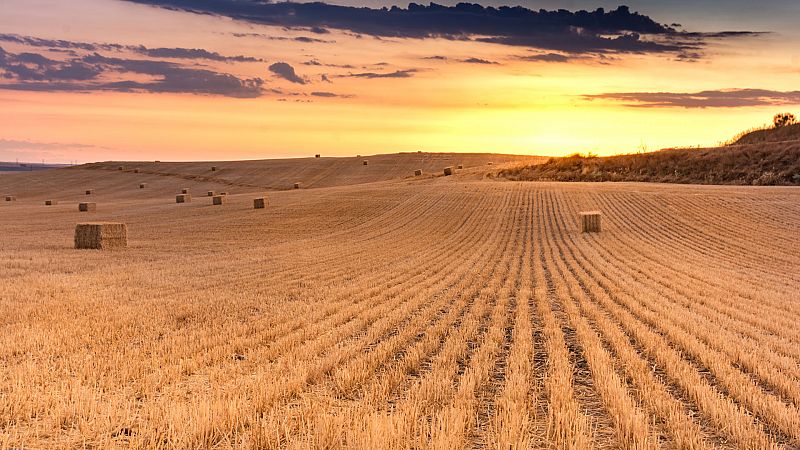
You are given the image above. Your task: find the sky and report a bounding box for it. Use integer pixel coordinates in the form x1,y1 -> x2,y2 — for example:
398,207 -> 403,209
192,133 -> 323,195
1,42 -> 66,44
0,0 -> 798,163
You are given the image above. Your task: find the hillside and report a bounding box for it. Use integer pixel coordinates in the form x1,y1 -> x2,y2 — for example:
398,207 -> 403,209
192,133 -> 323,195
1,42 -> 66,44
0,152 -> 545,201
732,123 -> 800,145
498,140 -> 800,185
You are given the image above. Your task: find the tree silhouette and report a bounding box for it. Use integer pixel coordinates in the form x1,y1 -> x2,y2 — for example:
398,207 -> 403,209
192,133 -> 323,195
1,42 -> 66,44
773,112 -> 797,128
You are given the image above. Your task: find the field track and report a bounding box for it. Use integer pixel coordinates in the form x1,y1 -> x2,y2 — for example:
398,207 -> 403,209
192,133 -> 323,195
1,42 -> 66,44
0,155 -> 799,449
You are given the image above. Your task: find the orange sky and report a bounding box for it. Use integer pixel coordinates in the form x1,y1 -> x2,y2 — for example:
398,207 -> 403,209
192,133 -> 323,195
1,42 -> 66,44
1,0 -> 798,162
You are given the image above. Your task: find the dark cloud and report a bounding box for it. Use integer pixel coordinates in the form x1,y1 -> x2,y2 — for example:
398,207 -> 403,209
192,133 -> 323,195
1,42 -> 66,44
522,53 -> 572,63
423,55 -> 448,60
462,57 -> 498,64
268,62 -> 306,84
320,74 -> 331,83
122,1 -> 752,56
310,91 -> 338,97
232,32 -> 334,44
302,59 -> 355,69
0,47 -> 263,97
0,33 -> 262,63
132,46 -> 262,62
346,69 -> 416,79
584,89 -> 800,108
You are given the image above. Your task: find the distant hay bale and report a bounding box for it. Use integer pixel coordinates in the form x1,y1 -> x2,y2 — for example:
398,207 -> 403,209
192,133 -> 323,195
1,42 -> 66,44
176,194 -> 191,203
118,166 -> 124,171
4,195 -> 15,201
78,202 -> 96,212
580,211 -> 602,233
44,200 -> 57,205
315,154 -> 321,158
211,166 -> 217,171
85,189 -> 94,195
155,160 -> 161,163
294,182 -> 301,189
74,222 -> 127,249
253,197 -> 267,209
134,169 -> 139,173
487,162 -> 493,165
414,169 -> 422,176
443,166 -> 453,176
220,191 -> 228,195
363,160 -> 368,166
207,191 -> 214,196
356,154 -> 361,158
212,195 -> 225,205
139,183 -> 146,189
457,164 -> 463,169
181,188 -> 190,194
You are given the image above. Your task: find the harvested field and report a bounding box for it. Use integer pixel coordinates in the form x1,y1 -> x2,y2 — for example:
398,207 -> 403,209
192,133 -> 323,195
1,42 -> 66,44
0,155 -> 798,449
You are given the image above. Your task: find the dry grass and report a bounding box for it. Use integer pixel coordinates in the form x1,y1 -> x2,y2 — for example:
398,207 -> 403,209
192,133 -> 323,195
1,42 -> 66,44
0,157 -> 797,449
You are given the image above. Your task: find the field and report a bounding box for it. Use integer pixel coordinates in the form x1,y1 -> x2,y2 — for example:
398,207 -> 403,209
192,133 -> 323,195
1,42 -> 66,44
0,153 -> 799,449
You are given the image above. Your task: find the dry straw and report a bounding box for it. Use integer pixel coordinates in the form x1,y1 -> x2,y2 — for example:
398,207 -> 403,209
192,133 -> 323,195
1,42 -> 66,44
580,211 -> 602,233
44,200 -> 57,206
176,194 -> 191,203
78,202 -> 96,212
443,167 -> 453,176
414,169 -> 422,176
74,222 -> 127,249
253,197 -> 267,209
212,195 -> 225,205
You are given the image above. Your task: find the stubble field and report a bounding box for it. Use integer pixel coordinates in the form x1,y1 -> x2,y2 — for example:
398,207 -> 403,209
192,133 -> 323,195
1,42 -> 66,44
0,154 -> 798,449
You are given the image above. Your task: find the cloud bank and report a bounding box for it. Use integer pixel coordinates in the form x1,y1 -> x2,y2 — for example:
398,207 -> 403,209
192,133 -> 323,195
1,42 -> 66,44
584,89 -> 800,108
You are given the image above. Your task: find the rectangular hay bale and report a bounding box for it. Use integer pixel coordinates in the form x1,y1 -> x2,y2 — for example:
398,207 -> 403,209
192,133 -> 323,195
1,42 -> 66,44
363,160 -> 369,165
457,164 -> 463,169
212,195 -> 225,205
294,182 -> 301,189
207,191 -> 214,196
176,194 -> 191,203
580,211 -> 602,233
253,197 -> 267,209
181,188 -> 190,194
4,195 -> 15,201
414,169 -> 422,176
78,202 -> 96,212
74,222 -> 127,249
211,166 -> 217,171
45,200 -> 57,205
85,189 -> 94,195
443,166 -> 453,176
139,183 -> 146,189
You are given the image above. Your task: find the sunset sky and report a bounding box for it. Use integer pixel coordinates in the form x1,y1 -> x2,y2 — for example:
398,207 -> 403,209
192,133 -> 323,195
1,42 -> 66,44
1,0 -> 798,162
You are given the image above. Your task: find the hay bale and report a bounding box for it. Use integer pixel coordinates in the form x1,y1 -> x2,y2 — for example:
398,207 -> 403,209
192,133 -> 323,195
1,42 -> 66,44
118,166 -> 124,171
580,211 -> 602,233
139,183 -> 146,189
176,194 -> 191,203
443,166 -> 453,176
211,166 -> 217,171
85,189 -> 94,195
74,222 -> 127,249
78,202 -> 96,212
414,169 -> 422,176
134,169 -> 139,173
44,200 -> 57,206
294,182 -> 301,189
4,195 -> 15,201
181,188 -> 190,194
220,192 -> 228,196
315,154 -> 321,158
253,197 -> 267,209
363,160 -> 368,166
487,162 -> 493,165
207,191 -> 214,196
212,195 -> 225,205
457,164 -> 463,169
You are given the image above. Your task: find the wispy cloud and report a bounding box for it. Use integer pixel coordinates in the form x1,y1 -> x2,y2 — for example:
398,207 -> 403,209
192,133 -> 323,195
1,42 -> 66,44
345,69 -> 416,79
584,88 -> 800,108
